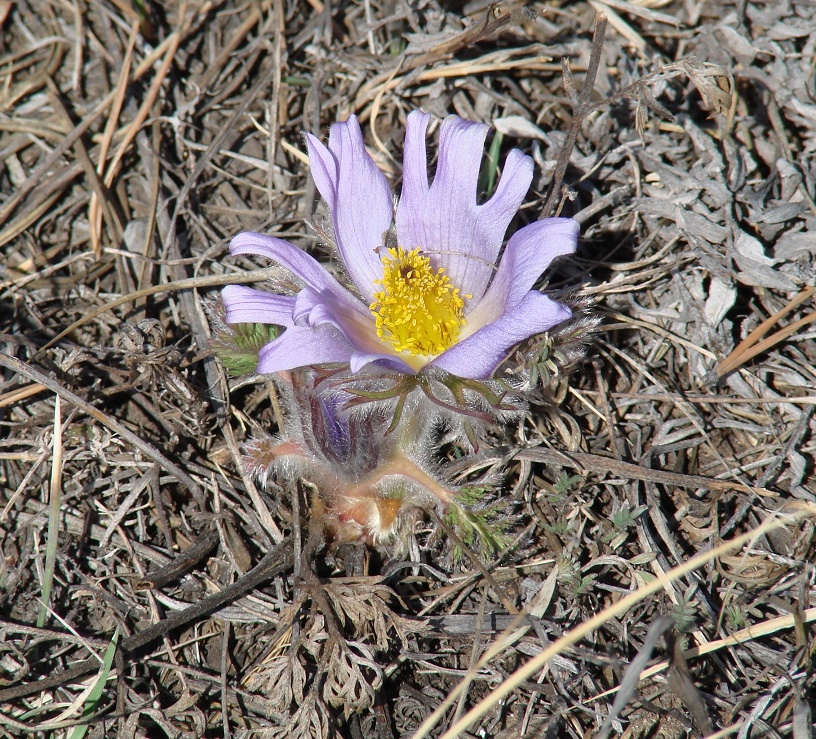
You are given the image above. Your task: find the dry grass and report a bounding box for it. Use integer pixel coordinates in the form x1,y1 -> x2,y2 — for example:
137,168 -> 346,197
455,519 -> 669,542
1,0 -> 815,737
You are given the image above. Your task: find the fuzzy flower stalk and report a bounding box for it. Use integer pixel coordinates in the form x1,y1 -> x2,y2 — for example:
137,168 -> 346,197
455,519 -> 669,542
215,111 -> 584,546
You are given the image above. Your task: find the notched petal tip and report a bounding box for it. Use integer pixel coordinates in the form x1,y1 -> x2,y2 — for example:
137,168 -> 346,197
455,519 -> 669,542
485,147 -> 533,214
406,109 -> 430,126
440,113 -> 489,139
328,112 -> 361,141
305,132 -> 339,207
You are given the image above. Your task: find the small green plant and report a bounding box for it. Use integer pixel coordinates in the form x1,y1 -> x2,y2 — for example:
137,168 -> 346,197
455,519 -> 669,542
556,554 -> 596,596
609,504 -> 647,532
604,504 -> 648,548
573,574 -> 596,596
724,604 -> 748,631
554,473 -> 584,495
556,552 -> 579,581
672,589 -> 698,633
543,473 -> 583,504
444,487 -> 510,560
544,518 -> 572,538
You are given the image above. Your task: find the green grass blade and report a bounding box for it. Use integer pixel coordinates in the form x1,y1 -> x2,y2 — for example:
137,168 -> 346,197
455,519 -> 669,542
67,628 -> 120,739
37,395 -> 62,628
479,130 -> 504,198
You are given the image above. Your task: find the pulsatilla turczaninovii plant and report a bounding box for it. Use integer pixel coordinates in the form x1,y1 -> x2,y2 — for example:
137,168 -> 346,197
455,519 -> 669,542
214,110 -> 589,545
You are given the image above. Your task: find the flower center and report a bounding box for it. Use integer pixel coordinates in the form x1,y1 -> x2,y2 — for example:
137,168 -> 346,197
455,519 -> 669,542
369,247 -> 466,356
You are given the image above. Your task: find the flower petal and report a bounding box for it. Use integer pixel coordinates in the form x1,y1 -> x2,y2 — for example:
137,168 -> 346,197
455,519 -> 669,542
230,231 -> 394,358
457,147 -> 535,307
305,116 -> 393,301
349,351 -> 415,374
464,217 -> 578,332
396,116 -> 486,284
396,115 -> 534,304
397,109 -> 431,225
256,325 -> 355,374
293,287 -> 417,374
222,285 -> 295,327
304,132 -> 338,207
295,286 -> 380,348
430,291 -> 572,379
230,232 -> 347,294
254,323 -> 412,376
230,231 -> 379,328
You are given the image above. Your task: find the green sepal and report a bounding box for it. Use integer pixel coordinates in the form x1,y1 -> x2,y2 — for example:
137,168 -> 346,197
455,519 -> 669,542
211,322 -> 280,376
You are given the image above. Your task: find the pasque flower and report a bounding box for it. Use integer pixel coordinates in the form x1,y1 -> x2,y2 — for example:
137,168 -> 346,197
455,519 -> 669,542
222,110 -> 578,380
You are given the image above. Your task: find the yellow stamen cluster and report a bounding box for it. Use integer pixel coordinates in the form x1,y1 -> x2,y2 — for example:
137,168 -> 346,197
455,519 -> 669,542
370,247 -> 466,356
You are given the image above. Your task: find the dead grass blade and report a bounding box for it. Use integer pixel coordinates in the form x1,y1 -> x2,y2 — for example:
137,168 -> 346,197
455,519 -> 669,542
104,33 -> 180,205
715,286 -> 816,379
0,382 -> 47,407
88,20 -> 140,257
0,352 -> 203,503
595,616 -> 673,739
791,698 -> 812,739
33,268 -> 280,358
590,604 -> 816,698
46,77 -> 123,245
414,502 -> 816,739
516,447 -> 775,496
666,628 -> 715,735
543,12 -> 608,216
589,0 -> 647,54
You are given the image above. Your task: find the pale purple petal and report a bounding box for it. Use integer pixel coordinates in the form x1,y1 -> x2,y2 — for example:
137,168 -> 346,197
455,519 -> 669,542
398,110 -> 431,224
294,287 -> 386,350
396,115 -> 534,304
465,218 -> 578,331
222,285 -> 295,327
255,324 -> 412,376
305,116 -> 393,301
225,283 -> 415,374
458,148 -> 534,306
349,351 -> 415,374
292,288 -> 415,374
304,133 -> 338,207
230,232 -> 345,294
256,325 -> 354,374
396,116 -> 487,281
230,231 -> 376,325
431,291 -> 572,379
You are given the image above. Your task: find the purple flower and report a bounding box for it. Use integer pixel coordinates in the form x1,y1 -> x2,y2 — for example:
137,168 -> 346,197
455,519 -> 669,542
222,111 -> 578,380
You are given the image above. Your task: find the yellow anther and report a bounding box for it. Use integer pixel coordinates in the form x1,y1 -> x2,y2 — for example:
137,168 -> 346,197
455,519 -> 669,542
369,247 -> 466,356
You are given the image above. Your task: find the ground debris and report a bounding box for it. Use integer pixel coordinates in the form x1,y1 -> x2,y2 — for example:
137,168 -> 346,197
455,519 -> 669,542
1,0 -> 815,737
